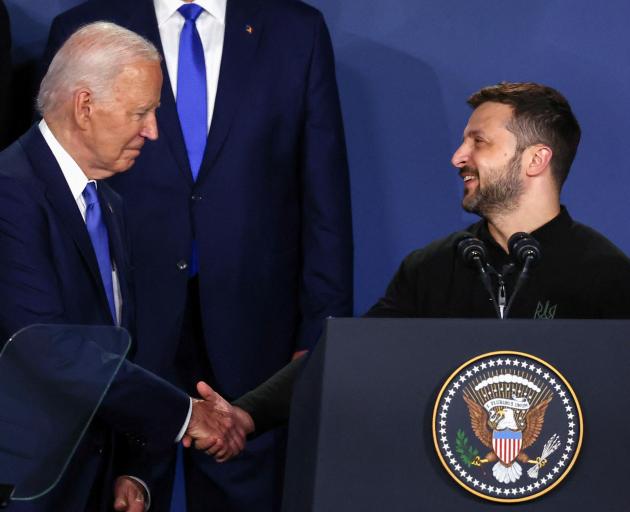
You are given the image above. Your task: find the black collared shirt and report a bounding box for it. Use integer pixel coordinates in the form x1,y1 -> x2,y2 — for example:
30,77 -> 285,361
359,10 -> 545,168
367,207 -> 630,320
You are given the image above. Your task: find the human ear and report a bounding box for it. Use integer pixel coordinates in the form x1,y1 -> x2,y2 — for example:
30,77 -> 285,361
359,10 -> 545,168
73,88 -> 93,129
525,144 -> 552,177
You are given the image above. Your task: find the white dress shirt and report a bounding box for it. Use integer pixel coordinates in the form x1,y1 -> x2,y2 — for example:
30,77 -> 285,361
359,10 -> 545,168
154,0 -> 227,133
39,119 -> 123,326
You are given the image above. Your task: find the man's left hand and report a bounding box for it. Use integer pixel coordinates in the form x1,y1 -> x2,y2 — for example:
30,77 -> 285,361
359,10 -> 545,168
113,476 -> 146,512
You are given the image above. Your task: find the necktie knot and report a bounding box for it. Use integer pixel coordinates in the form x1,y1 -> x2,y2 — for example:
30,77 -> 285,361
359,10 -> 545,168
178,3 -> 204,22
82,182 -> 98,207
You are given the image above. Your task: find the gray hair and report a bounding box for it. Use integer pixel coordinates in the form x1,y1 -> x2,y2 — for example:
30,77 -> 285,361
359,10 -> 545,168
37,21 -> 161,115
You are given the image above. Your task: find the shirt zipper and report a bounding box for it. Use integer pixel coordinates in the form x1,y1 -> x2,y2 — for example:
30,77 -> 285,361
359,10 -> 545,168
498,278 -> 506,319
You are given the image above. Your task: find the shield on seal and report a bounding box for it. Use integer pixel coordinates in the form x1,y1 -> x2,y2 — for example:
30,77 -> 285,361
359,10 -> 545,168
492,430 -> 523,465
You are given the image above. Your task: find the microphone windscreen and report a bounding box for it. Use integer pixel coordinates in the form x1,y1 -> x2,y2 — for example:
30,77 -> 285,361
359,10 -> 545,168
508,232 -> 541,266
456,235 -> 487,268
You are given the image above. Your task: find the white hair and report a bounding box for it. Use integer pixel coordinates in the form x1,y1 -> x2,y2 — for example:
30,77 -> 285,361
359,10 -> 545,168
37,21 -> 161,115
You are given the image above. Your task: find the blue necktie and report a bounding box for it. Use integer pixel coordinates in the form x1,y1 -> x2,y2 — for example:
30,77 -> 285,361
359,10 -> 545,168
177,3 -> 207,276
83,182 -> 116,324
177,3 -> 207,181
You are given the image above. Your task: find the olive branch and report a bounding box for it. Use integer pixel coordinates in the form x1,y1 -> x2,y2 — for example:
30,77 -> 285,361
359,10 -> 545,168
455,429 -> 479,467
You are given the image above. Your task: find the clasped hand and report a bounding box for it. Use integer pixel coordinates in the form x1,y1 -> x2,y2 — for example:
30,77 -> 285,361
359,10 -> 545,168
182,381 -> 255,462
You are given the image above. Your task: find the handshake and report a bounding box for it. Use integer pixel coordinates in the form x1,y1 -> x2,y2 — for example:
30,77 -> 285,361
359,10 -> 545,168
114,383 -> 254,511
183,381 -> 255,462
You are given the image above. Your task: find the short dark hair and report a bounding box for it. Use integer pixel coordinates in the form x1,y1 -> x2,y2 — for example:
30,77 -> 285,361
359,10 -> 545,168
467,82 -> 581,189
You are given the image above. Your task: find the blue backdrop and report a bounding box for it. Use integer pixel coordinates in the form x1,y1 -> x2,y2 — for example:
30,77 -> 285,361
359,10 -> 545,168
6,0 -> 630,314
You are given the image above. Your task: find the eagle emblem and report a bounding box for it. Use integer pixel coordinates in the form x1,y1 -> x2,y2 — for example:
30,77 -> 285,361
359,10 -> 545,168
463,377 -> 551,483
433,351 -> 582,503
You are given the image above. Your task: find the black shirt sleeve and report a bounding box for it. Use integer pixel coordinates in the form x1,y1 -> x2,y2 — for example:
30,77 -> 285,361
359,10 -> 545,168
233,355 -> 305,435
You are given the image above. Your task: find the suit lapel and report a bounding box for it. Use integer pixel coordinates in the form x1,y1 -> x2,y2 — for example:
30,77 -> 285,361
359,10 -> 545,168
99,185 -> 132,329
197,0 -> 263,183
20,127 -> 112,318
156,61 -> 194,185
124,0 -> 193,185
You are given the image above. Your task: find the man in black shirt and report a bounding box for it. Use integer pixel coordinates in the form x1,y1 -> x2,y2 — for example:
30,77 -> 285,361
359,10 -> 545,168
367,82 -> 630,320
367,205 -> 630,320
211,82 -> 630,455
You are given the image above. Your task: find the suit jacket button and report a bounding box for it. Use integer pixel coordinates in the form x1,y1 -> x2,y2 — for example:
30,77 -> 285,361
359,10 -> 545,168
177,260 -> 188,271
191,194 -> 202,201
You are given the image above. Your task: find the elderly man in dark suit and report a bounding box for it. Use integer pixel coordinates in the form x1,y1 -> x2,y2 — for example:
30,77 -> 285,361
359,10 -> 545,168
0,22 -> 251,512
43,1 -> 354,510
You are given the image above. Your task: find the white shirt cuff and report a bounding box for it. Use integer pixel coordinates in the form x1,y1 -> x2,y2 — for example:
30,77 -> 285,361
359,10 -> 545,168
175,397 -> 193,442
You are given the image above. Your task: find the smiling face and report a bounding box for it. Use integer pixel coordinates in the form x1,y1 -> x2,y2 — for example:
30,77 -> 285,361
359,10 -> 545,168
81,60 -> 162,179
451,102 -> 525,217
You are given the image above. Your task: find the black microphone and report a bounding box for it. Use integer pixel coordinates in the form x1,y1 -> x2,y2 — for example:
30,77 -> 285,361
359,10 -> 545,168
508,232 -> 542,268
503,232 -> 542,318
457,235 -> 487,266
457,234 -> 502,319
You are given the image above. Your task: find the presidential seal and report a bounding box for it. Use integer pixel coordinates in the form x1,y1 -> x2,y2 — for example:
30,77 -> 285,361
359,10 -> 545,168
432,351 -> 583,503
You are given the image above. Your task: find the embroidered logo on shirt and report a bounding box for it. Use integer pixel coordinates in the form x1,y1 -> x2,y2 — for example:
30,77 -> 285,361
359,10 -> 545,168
534,300 -> 557,319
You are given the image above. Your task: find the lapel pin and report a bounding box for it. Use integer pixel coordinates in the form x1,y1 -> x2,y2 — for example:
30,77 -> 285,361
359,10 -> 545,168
245,24 -> 254,34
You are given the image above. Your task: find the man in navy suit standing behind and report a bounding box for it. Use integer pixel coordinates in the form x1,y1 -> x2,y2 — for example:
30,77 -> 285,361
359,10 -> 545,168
44,0 -> 353,510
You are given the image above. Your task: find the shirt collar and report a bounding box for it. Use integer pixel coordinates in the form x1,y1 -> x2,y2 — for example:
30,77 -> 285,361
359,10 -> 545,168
154,0 -> 227,26
476,206 -> 573,250
38,119 -> 94,202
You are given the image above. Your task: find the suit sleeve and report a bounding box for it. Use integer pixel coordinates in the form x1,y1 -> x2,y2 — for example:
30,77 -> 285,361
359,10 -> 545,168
297,13 -> 354,350
0,175 -> 189,449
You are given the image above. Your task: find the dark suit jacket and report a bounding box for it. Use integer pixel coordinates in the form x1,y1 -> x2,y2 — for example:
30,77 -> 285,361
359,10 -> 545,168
0,126 -> 190,511
0,0 -> 11,148
44,0 -> 354,400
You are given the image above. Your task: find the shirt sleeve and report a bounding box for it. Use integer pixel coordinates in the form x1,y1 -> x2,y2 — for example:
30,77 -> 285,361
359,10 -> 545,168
232,356 -> 306,435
